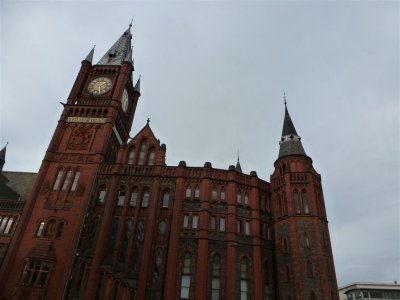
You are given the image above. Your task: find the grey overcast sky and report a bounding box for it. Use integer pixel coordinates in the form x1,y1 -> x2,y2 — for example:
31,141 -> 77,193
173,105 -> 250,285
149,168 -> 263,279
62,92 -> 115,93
1,0 -> 399,287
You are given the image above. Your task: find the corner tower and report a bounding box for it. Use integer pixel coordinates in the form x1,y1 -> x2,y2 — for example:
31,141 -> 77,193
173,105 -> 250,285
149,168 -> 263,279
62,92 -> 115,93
270,99 -> 339,300
0,25 -> 140,299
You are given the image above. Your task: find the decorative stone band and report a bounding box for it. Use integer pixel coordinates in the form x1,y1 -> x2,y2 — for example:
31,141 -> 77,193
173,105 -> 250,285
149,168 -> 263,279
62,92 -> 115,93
66,117 -> 107,124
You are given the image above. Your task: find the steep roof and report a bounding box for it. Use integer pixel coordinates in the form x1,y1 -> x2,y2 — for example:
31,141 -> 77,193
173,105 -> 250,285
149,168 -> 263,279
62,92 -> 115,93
97,26 -> 133,66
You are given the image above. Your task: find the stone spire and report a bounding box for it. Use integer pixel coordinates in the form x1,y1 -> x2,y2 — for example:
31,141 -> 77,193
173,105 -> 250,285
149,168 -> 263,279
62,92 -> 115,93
97,25 -> 132,65
235,152 -> 242,173
84,45 -> 95,63
0,143 -> 7,171
278,96 -> 306,159
134,76 -> 141,93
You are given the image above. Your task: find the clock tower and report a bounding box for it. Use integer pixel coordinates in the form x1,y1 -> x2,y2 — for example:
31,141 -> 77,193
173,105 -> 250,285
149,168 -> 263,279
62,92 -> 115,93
0,25 -> 140,299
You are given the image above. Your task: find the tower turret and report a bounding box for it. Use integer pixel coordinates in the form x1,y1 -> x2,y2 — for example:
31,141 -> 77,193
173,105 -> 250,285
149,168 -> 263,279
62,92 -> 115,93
271,98 -> 339,300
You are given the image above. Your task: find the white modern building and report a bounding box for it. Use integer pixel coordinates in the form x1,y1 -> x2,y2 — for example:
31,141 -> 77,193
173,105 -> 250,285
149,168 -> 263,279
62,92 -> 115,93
339,282 -> 400,300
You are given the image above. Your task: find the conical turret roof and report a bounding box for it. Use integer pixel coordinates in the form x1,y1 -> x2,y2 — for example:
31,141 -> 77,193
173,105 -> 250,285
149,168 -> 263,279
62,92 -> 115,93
97,26 -> 132,65
278,101 -> 306,159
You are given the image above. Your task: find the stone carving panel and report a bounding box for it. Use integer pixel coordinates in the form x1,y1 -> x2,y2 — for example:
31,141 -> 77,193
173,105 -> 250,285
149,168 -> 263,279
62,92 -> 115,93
67,125 -> 95,150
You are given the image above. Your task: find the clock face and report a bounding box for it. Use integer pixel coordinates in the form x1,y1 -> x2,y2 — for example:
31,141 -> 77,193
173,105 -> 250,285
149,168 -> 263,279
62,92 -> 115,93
88,77 -> 112,95
121,89 -> 129,112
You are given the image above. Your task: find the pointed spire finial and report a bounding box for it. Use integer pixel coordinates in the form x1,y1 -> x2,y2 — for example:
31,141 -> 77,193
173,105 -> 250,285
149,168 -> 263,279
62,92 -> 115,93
84,45 -> 95,63
283,90 -> 287,107
129,17 -> 133,28
237,149 -> 240,163
0,142 -> 8,171
147,118 -> 150,125
134,75 -> 141,93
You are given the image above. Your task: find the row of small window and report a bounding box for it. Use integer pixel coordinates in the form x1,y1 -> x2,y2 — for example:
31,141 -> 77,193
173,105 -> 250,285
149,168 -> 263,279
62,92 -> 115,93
180,253 -> 271,300
35,219 -> 65,239
185,185 -> 251,206
277,189 -> 310,216
97,186 -> 170,209
52,168 -> 80,192
347,290 -> 400,299
126,140 -> 155,165
282,232 -> 312,251
182,215 -> 252,236
0,215 -> 17,235
20,259 -> 51,287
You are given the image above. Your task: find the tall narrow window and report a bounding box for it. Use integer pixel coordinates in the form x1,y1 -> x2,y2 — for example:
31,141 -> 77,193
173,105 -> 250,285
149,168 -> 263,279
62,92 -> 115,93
240,257 -> 248,300
180,253 -> 191,299
141,190 -> 149,208
138,141 -> 146,165
62,170 -> 72,191
131,220 -> 145,273
304,233 -> 310,247
0,217 -> 7,233
117,188 -> 126,206
245,221 -> 250,236
263,261 -> 270,300
211,187 -> 217,201
153,247 -> 163,283
210,216 -> 216,230
36,220 -> 45,237
70,170 -> 80,191
294,191 -> 301,214
183,215 -> 189,228
148,148 -> 155,165
244,192 -> 249,205
53,170 -> 63,190
192,215 -> 198,229
185,186 -> 192,200
83,217 -> 99,255
237,190 -> 242,204
220,217 -> 225,232
220,188 -> 226,202
194,186 -> 200,200
118,219 -> 132,269
3,217 -> 14,234
162,190 -> 170,208
302,191 -> 309,214
282,192 -> 288,215
237,220 -> 242,234
211,255 -> 221,300
158,220 -> 166,235
104,218 -> 120,263
98,186 -> 107,205
127,148 -> 135,164
130,188 -> 138,207
44,219 -> 56,238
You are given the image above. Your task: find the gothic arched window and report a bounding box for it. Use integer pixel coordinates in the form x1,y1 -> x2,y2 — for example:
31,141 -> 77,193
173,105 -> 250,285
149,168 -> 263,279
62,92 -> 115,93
118,219 -> 132,269
304,233 -> 310,247
117,187 -> 126,206
127,147 -> 135,164
130,188 -> 138,207
240,257 -> 249,300
44,219 -> 56,238
97,185 -> 107,205
194,186 -> 200,200
71,170 -> 80,191
294,190 -> 301,214
36,220 -> 45,237
237,190 -> 242,204
180,252 -> 192,299
211,254 -> 221,300
62,170 -> 73,191
138,140 -> 147,165
55,221 -> 65,239
185,186 -> 192,200
104,218 -> 120,263
220,188 -> 226,202
153,247 -> 163,283
162,190 -> 170,208
53,169 -> 63,190
302,190 -> 309,214
211,187 -> 218,201
263,260 -> 271,300
244,192 -> 249,205
141,189 -> 150,208
148,148 -> 155,165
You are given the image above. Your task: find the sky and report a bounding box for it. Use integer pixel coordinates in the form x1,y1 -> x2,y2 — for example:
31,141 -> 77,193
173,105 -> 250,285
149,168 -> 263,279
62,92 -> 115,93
1,0 -> 399,287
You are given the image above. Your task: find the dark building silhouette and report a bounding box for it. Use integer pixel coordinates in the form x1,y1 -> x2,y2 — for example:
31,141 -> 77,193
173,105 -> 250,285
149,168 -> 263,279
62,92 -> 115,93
0,25 -> 339,300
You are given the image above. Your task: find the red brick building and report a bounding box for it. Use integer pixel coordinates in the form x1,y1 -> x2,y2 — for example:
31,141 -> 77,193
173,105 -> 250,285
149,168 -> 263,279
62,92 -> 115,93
0,26 -> 339,300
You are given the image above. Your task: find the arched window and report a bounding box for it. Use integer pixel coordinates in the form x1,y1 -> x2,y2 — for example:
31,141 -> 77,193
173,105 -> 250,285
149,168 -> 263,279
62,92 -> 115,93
244,192 -> 249,205
245,221 -> 250,235
97,186 -> 107,205
266,225 -> 271,240
104,218 -> 120,263
158,220 -> 166,235
53,169 -> 63,190
162,190 -> 170,208
153,247 -> 163,283
304,233 -> 310,247
211,254 -> 221,300
127,147 -> 135,164
44,219 -> 56,238
55,222 -> 65,239
194,186 -> 200,200
307,261 -> 313,278
148,148 -> 155,165
302,191 -> 309,214
180,253 -> 192,299
118,219 -> 132,269
263,260 -> 271,300
71,170 -> 80,191
83,218 -> 98,256
294,190 -> 301,214
138,140 -> 147,165
220,188 -> 226,202
237,190 -> 242,204
237,220 -> 242,234
141,189 -> 150,208
130,188 -> 138,207
185,186 -> 192,200
240,257 -> 249,300
36,220 -> 45,237
211,187 -> 217,201
62,170 -> 72,191
117,187 -> 126,206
